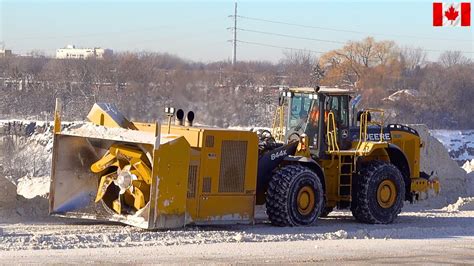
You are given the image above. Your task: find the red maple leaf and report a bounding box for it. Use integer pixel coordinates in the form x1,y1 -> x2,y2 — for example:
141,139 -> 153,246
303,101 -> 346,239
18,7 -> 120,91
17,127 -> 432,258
445,5 -> 459,24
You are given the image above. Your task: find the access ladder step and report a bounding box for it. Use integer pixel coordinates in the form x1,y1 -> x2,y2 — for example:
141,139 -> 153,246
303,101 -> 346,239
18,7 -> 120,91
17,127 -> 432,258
338,155 -> 354,198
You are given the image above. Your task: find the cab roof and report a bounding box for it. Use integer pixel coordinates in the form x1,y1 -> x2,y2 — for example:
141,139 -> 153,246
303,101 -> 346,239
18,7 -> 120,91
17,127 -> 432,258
289,86 -> 353,95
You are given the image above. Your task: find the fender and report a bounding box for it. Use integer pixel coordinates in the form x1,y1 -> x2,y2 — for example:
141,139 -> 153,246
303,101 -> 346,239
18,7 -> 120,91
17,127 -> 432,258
256,141 -> 298,204
385,144 -> 411,201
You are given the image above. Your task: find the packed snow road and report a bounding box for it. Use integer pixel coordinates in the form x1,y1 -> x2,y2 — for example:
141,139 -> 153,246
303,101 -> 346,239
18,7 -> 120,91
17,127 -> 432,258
1,199 -> 473,263
2,238 -> 473,264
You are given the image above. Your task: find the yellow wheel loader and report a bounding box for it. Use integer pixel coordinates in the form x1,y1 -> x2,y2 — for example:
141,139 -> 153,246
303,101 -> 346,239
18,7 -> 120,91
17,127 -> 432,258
266,87 -> 439,224
49,87 -> 439,229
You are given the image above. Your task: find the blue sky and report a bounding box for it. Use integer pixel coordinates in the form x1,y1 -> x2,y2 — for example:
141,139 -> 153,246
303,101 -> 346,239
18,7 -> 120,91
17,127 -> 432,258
1,0 -> 472,62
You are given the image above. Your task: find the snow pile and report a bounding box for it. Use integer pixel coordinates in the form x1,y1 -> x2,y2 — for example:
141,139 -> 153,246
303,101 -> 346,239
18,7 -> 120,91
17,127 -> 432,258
16,175 -> 50,199
442,197 -> 474,212
410,125 -> 471,204
62,122 -> 156,144
0,175 -> 50,223
462,159 -> 474,173
0,121 -> 55,222
462,160 -> 474,195
431,130 -> 474,164
383,89 -> 419,102
0,126 -> 53,184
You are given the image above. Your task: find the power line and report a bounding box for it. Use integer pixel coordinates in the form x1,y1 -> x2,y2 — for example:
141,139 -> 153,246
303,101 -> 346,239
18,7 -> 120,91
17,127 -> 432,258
234,24 -> 473,54
237,15 -> 473,43
237,28 -> 345,44
421,48 -> 474,53
236,39 -> 474,55
236,40 -> 327,54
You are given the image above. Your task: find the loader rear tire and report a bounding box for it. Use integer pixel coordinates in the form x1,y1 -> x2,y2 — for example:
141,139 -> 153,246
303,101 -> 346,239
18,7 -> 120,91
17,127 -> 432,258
266,164 -> 324,226
351,161 -> 405,224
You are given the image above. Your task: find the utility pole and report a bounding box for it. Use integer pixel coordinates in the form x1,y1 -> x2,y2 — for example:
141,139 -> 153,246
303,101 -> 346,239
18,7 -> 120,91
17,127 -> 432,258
232,1 -> 237,65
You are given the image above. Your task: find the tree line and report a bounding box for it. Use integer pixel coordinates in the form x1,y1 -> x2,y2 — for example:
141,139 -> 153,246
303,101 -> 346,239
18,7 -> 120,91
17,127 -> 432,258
0,37 -> 473,129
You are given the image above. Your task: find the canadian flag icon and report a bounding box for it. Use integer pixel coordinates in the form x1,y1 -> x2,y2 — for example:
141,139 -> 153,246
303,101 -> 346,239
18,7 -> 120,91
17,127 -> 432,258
433,2 -> 471,26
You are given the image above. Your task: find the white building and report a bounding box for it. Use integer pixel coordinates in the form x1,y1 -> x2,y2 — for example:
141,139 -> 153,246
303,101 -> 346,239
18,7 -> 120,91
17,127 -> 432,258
0,49 -> 12,57
56,45 -> 113,59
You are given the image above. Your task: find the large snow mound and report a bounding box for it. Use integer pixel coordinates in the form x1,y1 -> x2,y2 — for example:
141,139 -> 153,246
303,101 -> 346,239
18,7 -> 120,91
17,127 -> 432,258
410,125 -> 471,205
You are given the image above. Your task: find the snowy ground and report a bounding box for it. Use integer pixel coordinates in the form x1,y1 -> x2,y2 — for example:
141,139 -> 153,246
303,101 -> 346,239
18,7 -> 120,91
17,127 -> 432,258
2,238 -> 474,263
1,203 -> 474,250
1,201 -> 474,262
1,120 -> 474,262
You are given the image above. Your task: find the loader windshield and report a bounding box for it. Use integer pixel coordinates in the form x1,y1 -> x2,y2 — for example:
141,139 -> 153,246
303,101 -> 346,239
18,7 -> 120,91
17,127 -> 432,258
287,93 -> 320,148
288,93 -> 312,133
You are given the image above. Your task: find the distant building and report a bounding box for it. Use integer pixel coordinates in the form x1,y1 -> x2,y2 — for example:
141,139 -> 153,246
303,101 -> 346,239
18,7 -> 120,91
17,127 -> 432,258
56,44 -> 113,59
0,49 -> 13,57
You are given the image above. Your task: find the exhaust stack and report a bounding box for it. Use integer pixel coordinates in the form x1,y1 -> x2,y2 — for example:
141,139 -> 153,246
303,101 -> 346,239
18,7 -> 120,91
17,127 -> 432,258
175,109 -> 184,126
185,111 -> 195,127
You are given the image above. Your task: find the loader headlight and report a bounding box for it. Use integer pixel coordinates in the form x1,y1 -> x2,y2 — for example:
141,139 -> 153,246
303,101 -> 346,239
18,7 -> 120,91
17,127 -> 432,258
285,91 -> 293,98
164,107 -> 176,115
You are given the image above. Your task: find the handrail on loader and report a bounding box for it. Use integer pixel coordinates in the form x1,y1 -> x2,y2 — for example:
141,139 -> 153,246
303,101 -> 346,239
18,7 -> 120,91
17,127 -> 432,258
272,104 -> 285,143
326,109 -> 386,155
357,109 -> 385,151
326,111 -> 339,153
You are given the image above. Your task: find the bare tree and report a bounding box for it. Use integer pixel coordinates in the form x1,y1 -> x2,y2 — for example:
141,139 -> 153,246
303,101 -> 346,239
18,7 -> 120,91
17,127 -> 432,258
439,51 -> 471,67
280,50 -> 317,86
399,47 -> 427,72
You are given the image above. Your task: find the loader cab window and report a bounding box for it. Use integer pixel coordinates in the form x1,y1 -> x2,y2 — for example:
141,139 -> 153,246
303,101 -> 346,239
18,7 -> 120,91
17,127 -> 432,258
305,100 -> 320,148
287,93 -> 320,150
288,93 -> 312,133
326,95 -> 349,128
324,95 -> 351,149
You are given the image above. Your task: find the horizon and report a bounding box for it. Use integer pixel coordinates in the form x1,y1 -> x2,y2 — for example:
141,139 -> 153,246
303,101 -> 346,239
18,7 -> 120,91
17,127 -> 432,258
1,0 -> 472,62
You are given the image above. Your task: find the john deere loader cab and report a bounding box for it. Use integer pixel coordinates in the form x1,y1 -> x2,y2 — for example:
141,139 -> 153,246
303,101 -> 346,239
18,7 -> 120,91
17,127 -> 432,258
284,87 -> 353,155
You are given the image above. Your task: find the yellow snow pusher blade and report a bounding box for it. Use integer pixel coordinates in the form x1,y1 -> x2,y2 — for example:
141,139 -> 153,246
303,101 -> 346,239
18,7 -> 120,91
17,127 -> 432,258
49,102 -> 190,229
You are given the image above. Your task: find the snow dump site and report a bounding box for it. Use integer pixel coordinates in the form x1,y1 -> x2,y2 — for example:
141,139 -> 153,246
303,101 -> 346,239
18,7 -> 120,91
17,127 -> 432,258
0,120 -> 473,259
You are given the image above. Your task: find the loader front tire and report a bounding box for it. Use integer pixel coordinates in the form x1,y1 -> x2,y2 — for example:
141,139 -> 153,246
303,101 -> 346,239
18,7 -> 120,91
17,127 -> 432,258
351,161 -> 405,224
266,164 -> 324,226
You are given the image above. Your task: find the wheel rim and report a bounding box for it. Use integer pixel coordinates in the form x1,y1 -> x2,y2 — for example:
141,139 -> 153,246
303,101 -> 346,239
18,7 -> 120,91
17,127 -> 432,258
377,179 -> 397,208
297,185 -> 315,215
